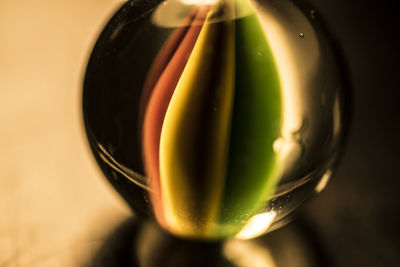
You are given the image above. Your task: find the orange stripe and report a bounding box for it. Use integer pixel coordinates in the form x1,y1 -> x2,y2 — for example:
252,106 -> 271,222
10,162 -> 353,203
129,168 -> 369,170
139,9 -> 198,126
142,7 -> 209,227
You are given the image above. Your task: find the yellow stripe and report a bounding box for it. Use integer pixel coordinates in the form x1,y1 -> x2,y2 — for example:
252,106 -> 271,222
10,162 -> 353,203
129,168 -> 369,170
159,4 -> 235,238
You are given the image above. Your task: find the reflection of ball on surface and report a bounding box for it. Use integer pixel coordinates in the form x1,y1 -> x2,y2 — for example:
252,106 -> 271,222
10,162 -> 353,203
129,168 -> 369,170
83,0 -> 349,240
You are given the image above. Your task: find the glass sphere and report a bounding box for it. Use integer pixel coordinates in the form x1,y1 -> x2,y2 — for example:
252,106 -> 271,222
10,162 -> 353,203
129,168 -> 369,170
83,0 -> 349,240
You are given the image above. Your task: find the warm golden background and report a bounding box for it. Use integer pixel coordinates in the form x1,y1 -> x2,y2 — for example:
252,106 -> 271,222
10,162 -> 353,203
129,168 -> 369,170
0,1 -> 131,265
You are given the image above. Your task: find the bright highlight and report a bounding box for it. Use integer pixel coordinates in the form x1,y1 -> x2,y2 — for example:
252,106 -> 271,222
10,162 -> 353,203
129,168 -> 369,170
236,211 -> 277,240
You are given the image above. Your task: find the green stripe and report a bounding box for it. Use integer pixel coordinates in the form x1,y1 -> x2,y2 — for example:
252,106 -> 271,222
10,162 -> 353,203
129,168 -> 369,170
218,10 -> 282,237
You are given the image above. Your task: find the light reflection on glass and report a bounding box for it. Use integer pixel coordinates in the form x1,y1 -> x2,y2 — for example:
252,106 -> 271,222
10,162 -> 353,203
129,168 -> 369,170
236,211 -> 277,240
315,170 -> 332,193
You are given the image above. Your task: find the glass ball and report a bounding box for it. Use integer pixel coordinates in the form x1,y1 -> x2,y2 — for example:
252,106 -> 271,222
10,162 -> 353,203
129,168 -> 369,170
83,0 -> 349,240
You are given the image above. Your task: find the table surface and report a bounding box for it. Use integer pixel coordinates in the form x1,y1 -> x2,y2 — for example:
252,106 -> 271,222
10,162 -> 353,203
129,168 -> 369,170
0,0 -> 399,266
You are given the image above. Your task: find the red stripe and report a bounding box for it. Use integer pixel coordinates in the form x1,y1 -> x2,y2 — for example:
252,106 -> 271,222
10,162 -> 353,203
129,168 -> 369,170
142,7 -> 209,227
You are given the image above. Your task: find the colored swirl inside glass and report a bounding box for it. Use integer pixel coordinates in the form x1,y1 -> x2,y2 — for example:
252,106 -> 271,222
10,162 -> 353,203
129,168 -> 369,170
83,0 -> 348,241
142,1 -> 281,239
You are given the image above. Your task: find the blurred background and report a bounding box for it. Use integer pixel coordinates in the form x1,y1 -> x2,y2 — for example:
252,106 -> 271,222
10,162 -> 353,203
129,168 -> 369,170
0,1 -> 131,266
0,0 -> 399,266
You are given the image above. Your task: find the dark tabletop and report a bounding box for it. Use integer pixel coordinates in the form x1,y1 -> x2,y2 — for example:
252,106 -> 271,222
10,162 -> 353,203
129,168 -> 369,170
304,0 -> 400,266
